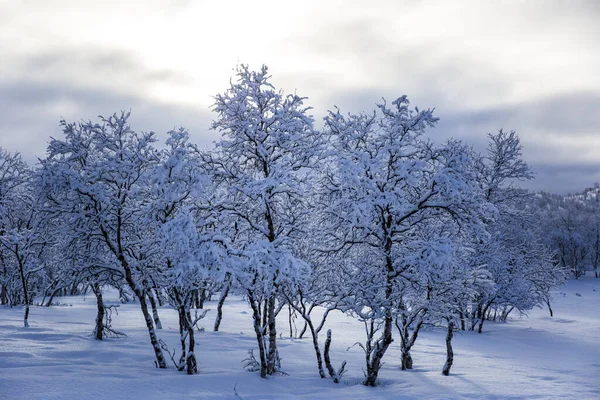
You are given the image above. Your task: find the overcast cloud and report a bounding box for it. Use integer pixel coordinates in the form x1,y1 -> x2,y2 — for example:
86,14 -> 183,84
1,0 -> 598,193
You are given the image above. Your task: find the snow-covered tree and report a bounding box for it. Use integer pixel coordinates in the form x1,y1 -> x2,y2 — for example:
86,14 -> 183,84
321,97 -> 489,386
208,65 -> 323,377
0,148 -> 47,326
466,130 -> 565,332
38,112 -> 168,367
144,128 -> 224,374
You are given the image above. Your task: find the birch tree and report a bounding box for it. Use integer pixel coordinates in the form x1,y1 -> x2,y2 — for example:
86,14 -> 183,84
322,97 -> 488,386
38,112 -> 168,368
209,65 -> 323,377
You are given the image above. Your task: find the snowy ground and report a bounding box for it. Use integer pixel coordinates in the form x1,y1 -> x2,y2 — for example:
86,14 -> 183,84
1,278 -> 599,400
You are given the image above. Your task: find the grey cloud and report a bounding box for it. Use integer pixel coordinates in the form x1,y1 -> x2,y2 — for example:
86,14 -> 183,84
13,48 -> 194,89
525,163 -> 600,194
442,92 -> 600,135
0,79 -> 215,165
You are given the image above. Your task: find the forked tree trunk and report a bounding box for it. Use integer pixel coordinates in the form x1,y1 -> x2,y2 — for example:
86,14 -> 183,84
442,321 -> 454,376
185,309 -> 197,374
248,291 -> 268,378
363,253 -> 395,386
324,329 -> 346,383
397,315 -> 424,370
92,283 -> 105,340
477,300 -> 494,334
171,288 -> 198,374
363,315 -> 393,386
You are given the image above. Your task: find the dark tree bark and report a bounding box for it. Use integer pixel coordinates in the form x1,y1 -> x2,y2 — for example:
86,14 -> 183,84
172,288 -> 198,374
91,283 -> 105,340
98,216 -> 167,368
324,329 -> 345,383
363,316 -> 393,386
214,277 -> 231,332
120,256 -> 167,368
198,289 -> 207,309
306,318 -> 325,378
545,299 -> 554,317
363,252 -> 395,386
442,321 -> 454,376
185,310 -> 197,374
17,253 -> 30,327
477,300 -> 494,334
298,321 -> 308,339
248,291 -> 268,378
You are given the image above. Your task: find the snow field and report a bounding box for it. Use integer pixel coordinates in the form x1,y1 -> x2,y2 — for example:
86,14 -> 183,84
1,278 -> 599,400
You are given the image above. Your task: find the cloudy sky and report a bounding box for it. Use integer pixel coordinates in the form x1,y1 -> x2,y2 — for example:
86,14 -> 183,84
1,0 -> 598,193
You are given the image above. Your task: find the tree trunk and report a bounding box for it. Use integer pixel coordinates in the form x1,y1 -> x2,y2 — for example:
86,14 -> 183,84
266,293 -> 278,375
185,310 -> 197,374
545,299 -> 553,317
213,279 -> 230,332
198,289 -> 206,309
1,262 -> 8,306
442,321 -> 454,376
288,303 -> 294,338
249,291 -> 268,378
401,349 -> 413,370
148,291 -> 162,329
397,314 -> 424,370
92,283 -> 105,340
306,318 -> 326,378
0,283 -> 7,306
262,298 -> 268,333
324,329 -> 345,383
45,288 -> 60,307
17,255 -> 29,327
139,293 -> 167,368
119,256 -> 167,369
177,303 -> 187,371
458,310 -> 465,331
363,315 -> 393,386
298,321 -> 308,339
478,301 -> 493,334
363,251 -> 395,386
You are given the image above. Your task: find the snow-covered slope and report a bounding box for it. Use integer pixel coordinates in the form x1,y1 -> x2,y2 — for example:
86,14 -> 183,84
1,278 -> 599,400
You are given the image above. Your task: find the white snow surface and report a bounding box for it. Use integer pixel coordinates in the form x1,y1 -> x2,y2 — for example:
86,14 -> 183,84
1,278 -> 599,400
